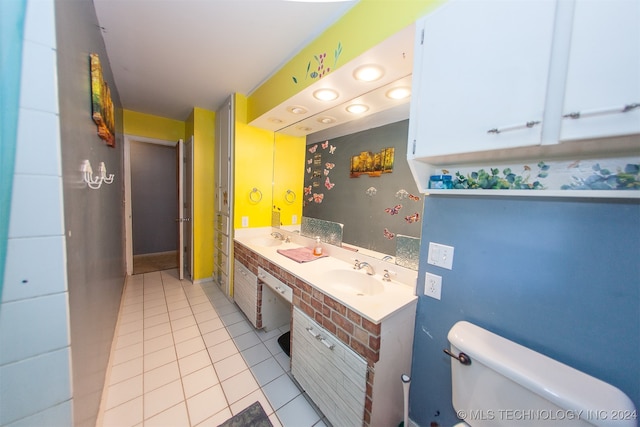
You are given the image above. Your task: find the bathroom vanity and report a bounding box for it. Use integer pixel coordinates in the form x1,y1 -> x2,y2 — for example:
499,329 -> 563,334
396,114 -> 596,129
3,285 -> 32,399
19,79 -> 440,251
233,228 -> 418,427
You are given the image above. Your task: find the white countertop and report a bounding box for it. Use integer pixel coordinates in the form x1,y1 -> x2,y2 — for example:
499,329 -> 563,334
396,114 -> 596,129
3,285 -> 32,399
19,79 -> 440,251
234,229 -> 418,324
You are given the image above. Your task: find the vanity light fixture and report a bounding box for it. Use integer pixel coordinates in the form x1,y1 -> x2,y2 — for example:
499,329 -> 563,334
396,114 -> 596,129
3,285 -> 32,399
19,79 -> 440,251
317,116 -> 336,125
81,159 -> 114,189
386,86 -> 411,100
353,64 -> 385,82
287,105 -> 308,115
346,104 -> 369,114
313,88 -> 339,102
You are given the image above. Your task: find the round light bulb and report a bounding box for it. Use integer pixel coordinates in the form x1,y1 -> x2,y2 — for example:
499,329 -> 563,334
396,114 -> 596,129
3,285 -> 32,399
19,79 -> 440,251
353,64 -> 384,82
346,104 -> 369,114
313,89 -> 339,101
386,87 -> 411,100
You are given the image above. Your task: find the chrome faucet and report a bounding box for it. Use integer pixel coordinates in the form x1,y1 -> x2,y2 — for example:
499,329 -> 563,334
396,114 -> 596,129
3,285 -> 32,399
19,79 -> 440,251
270,231 -> 284,240
353,259 -> 375,275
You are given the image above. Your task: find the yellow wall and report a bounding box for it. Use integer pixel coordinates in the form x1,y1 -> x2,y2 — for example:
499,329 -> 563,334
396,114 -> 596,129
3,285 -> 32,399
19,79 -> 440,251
233,94 -> 274,229
273,133 -> 306,226
247,0 -> 443,122
186,108 -> 216,281
123,109 -> 185,141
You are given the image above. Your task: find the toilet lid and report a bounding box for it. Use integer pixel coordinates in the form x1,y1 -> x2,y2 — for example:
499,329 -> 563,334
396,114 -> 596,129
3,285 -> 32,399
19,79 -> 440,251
453,423 -> 470,427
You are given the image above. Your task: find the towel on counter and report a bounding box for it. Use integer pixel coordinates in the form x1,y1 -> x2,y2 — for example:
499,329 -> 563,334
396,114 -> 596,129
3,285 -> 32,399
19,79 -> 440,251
277,247 -> 328,263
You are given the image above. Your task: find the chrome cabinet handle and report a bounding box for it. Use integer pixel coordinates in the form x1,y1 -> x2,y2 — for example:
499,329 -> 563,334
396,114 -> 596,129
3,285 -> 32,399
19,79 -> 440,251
487,120 -> 541,134
319,337 -> 335,350
563,103 -> 639,120
306,327 -> 319,338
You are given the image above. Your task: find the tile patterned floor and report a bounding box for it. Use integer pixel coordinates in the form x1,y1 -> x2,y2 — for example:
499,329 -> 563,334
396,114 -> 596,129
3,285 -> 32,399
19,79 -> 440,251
97,269 -> 328,427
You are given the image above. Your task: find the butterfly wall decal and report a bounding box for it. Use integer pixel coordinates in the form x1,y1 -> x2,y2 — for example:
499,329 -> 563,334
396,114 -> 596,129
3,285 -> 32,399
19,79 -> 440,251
384,204 -> 402,215
408,194 -> 421,201
383,228 -> 395,240
324,177 -> 335,190
308,144 -> 318,153
313,193 -> 324,203
405,212 -> 420,224
304,185 -> 312,195
329,145 -> 336,154
325,162 -> 335,170
321,141 -> 329,149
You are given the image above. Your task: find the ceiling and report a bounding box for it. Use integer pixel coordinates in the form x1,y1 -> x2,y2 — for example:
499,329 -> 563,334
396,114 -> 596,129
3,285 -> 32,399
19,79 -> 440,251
93,0 -> 360,122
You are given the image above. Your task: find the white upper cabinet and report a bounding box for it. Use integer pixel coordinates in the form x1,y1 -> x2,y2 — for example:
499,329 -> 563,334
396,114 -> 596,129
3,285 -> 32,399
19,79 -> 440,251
560,0 -> 640,141
409,0 -> 557,160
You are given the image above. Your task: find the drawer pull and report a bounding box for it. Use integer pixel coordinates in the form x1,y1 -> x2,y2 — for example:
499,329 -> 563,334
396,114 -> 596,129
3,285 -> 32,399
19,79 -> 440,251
487,120 -> 541,134
306,327 -> 320,339
319,337 -> 335,350
563,103 -> 640,120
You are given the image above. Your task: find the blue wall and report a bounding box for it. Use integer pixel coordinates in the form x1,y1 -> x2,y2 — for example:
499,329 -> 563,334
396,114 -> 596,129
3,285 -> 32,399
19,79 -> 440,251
409,195 -> 640,426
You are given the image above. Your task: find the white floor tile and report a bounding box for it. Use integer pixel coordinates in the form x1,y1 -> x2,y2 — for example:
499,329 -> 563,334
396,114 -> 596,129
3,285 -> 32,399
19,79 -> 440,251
144,401 -> 189,427
186,384 -> 227,425
275,394 -> 321,427
172,324 -> 201,344
112,342 -> 143,366
220,311 -> 245,327
143,322 -> 172,341
177,349 -> 212,376
240,342 -> 271,367
182,365 -> 219,398
144,346 -> 177,372
202,328 -> 231,348
171,314 -> 197,331
197,317 -> 225,334
143,379 -> 184,420
144,312 -> 170,328
213,353 -> 248,382
220,369 -> 259,405
143,333 -> 174,355
175,336 -> 206,359
115,330 -> 143,350
261,374 -> 301,411
227,321 -> 253,338
195,407 -> 232,427
233,330 -> 262,351
207,339 -> 239,363
251,357 -> 285,387
143,361 -> 180,394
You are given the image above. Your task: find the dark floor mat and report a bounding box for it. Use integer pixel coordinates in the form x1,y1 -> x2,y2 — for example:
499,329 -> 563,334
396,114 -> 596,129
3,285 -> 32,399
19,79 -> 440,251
277,331 -> 290,357
217,401 -> 272,427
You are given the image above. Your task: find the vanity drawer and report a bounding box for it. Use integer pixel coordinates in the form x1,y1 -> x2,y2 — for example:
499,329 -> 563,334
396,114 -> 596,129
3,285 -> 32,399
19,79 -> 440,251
258,267 -> 292,303
292,307 -> 367,427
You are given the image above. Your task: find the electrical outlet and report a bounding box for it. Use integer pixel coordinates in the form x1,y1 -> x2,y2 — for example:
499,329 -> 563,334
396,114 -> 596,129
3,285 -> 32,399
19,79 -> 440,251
424,273 -> 442,300
241,216 -> 249,227
292,214 -> 297,225
427,242 -> 455,270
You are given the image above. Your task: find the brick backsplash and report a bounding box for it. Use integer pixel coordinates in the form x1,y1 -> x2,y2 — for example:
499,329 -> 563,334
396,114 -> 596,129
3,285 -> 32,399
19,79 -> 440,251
234,242 -> 381,425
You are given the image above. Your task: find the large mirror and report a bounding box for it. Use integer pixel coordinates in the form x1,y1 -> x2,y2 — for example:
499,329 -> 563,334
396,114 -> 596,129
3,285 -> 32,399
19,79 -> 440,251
269,24 -> 423,269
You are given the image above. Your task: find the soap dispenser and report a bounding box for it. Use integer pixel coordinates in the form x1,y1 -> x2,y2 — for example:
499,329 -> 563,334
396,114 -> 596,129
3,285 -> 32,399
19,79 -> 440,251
313,236 -> 323,256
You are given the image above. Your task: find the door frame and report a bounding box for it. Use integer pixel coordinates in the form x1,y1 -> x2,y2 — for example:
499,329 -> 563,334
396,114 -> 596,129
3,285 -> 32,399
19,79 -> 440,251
123,134 -> 193,277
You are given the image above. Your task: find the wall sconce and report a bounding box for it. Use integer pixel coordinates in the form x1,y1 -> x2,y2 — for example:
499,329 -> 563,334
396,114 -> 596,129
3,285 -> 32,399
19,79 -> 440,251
81,159 -> 114,189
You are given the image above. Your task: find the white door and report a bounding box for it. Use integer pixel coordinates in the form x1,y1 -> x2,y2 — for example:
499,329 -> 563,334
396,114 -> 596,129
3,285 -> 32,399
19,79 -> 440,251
177,139 -> 184,280
184,136 -> 193,279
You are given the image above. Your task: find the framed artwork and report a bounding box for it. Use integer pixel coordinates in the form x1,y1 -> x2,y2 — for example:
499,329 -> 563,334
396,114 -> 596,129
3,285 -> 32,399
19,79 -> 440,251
350,147 -> 394,177
90,53 -> 115,147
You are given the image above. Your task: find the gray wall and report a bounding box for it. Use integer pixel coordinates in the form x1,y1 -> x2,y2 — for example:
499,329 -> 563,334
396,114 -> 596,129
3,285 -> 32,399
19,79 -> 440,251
55,0 -> 125,425
130,141 -> 177,255
303,120 -> 421,255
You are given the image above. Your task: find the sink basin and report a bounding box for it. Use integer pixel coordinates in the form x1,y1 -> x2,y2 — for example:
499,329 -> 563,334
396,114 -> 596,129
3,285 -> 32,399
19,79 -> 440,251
322,269 -> 385,296
251,237 -> 283,247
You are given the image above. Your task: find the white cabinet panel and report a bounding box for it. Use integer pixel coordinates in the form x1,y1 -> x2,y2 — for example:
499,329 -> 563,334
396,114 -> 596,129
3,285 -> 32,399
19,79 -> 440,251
410,0 -> 556,159
233,261 -> 258,327
561,0 -> 640,141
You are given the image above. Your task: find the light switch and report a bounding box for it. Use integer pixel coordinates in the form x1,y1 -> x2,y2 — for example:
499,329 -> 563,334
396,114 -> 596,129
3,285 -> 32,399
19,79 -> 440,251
427,242 -> 454,270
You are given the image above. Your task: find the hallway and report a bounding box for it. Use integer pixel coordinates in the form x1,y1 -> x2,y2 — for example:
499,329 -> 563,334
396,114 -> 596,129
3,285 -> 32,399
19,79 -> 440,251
97,270 -> 328,426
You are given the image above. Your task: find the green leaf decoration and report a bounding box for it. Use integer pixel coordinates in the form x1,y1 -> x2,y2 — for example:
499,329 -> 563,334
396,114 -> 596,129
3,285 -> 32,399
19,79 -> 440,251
292,76 -> 298,84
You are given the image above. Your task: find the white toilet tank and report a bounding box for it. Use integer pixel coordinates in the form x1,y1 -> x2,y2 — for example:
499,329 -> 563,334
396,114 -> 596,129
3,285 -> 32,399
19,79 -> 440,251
447,321 -> 637,427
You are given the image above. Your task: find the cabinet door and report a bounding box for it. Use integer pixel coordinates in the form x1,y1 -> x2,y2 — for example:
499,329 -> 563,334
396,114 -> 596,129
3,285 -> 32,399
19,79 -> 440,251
410,0 -> 557,159
561,0 -> 640,141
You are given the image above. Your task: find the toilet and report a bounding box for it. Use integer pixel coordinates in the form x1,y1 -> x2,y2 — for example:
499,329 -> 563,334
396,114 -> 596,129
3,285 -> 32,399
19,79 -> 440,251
446,321 -> 637,426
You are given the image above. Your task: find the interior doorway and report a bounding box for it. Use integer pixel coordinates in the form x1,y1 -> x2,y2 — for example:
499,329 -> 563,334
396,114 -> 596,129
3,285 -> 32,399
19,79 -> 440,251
124,135 -> 193,278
